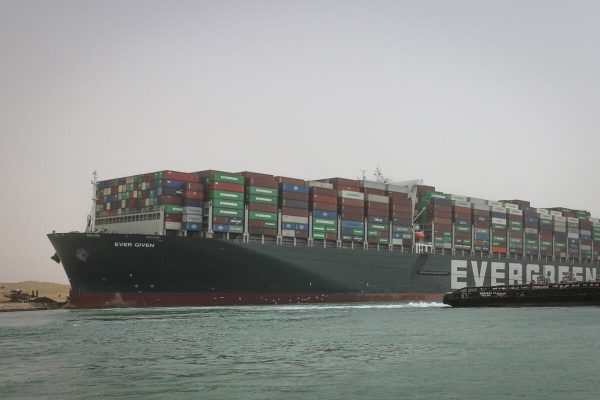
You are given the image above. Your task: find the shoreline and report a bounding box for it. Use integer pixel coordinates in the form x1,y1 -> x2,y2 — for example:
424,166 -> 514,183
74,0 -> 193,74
0,301 -> 68,312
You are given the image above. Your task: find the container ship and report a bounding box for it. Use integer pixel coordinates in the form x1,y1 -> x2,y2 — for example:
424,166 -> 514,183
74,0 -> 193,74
48,169 -> 600,308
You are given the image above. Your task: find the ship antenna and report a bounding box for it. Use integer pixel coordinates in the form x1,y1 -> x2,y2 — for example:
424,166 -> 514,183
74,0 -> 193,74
87,170 -> 98,232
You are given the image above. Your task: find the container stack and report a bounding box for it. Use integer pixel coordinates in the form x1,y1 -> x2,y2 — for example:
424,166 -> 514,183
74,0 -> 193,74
181,181 -> 204,232
537,210 -> 552,257
387,184 -> 413,246
201,171 -> 245,235
307,181 -> 338,241
470,197 -> 490,252
420,192 -> 452,249
522,206 -> 539,257
328,178 -> 364,243
579,219 -> 593,260
489,202 -> 507,253
365,193 -> 390,245
567,217 -> 580,259
451,196 -> 472,250
506,204 -> 523,255
592,218 -> 600,261
243,172 -> 279,237
551,212 -> 567,258
277,177 -> 309,239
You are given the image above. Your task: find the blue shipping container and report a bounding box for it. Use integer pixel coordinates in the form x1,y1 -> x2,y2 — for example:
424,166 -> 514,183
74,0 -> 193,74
312,210 -> 337,219
341,220 -> 364,229
182,222 -> 203,231
280,183 -> 309,194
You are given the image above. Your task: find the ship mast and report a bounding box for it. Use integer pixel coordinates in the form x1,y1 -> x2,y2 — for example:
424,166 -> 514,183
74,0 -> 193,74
87,170 -> 98,232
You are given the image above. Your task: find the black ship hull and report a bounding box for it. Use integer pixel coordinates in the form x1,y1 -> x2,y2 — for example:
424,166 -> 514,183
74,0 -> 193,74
48,232 -> 600,308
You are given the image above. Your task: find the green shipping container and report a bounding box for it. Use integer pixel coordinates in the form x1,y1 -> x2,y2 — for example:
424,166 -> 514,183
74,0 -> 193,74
164,205 -> 183,214
248,194 -> 277,204
213,208 -> 244,218
209,190 -> 244,201
325,226 -> 337,233
313,226 -> 325,232
368,223 -> 388,231
213,199 -> 244,209
454,225 -> 471,233
379,238 -> 389,244
248,211 -> 277,221
208,172 -> 245,184
314,218 -> 337,226
246,186 -> 278,196
313,232 -> 325,239
352,229 -> 364,236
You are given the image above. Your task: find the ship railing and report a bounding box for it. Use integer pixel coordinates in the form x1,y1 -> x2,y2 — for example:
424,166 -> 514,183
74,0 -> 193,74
225,233 -> 600,266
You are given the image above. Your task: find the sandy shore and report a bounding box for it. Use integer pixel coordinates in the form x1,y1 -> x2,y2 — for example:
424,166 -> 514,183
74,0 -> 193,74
0,281 -> 70,311
0,281 -> 70,302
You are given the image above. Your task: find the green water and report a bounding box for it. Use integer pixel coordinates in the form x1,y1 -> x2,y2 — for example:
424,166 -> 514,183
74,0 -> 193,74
1,303 -> 599,399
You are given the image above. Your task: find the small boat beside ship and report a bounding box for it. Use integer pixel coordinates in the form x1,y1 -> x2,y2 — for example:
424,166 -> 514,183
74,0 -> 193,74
443,280 -> 600,307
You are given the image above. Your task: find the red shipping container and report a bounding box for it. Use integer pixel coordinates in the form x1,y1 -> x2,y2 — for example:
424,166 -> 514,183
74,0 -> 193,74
248,203 -> 278,213
280,192 -> 309,201
366,209 -> 388,217
339,205 -> 364,214
245,178 -> 278,188
207,182 -> 244,192
281,207 -> 308,217
160,195 -> 183,205
367,202 -> 389,211
183,191 -> 204,200
240,171 -> 274,180
310,194 -> 337,204
164,213 -> 183,222
163,170 -> 200,183
275,176 -> 305,185
338,198 -> 364,207
340,212 -> 364,221
492,246 -> 507,253
184,182 -> 203,191
328,177 -> 359,188
325,233 -> 337,240
310,202 -> 337,211
310,187 -> 337,196
361,188 -> 386,196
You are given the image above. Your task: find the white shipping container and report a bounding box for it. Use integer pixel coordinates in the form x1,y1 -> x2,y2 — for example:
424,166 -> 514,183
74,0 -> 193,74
487,200 -> 504,207
338,190 -> 365,200
537,208 -> 549,215
391,238 -> 404,245
472,203 -> 489,211
567,217 -> 579,224
581,244 -> 592,250
568,232 -> 580,239
504,203 -> 519,210
165,221 -> 182,231
580,229 -> 592,236
385,183 -> 409,193
550,211 -> 563,217
508,209 -> 523,216
359,180 -> 386,190
525,228 -> 538,234
282,215 -> 309,224
366,194 -> 389,203
183,206 -> 203,215
281,229 -> 296,237
306,180 -> 333,189
553,215 -> 566,222
450,194 -> 468,202
182,214 -> 203,223
491,218 -> 507,225
539,213 -> 552,221
452,200 -> 471,208
491,206 -> 506,213
468,197 -> 487,205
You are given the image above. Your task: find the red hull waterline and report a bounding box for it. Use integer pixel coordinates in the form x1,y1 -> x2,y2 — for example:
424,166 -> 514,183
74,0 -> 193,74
67,291 -> 446,309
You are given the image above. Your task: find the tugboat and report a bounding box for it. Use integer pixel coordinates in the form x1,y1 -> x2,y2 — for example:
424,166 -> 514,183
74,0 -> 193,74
443,275 -> 600,307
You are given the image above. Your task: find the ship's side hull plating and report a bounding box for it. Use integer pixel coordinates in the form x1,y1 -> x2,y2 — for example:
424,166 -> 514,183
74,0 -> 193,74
48,233 -> 600,308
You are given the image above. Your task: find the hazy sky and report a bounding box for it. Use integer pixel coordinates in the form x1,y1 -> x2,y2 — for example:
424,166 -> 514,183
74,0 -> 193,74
1,0 -> 599,283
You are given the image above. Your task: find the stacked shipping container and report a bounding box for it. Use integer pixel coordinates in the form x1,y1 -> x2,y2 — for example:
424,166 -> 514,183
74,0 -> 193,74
243,171 -> 279,237
277,177 -> 309,239
307,181 -> 338,241
201,171 -> 245,234
387,184 -> 413,246
451,196 -> 472,250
